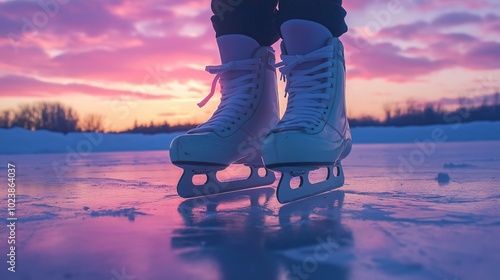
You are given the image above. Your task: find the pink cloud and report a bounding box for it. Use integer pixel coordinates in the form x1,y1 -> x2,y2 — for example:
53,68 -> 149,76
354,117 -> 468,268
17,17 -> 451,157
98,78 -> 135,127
0,32 -> 216,84
0,75 -> 173,100
344,0 -> 495,11
461,41 -> 500,70
412,0 -> 495,11
377,21 -> 429,40
366,12 -> 500,74
345,40 -> 452,82
0,1 -> 133,37
483,13 -> 500,35
345,30 -> 499,82
0,0 -> 217,87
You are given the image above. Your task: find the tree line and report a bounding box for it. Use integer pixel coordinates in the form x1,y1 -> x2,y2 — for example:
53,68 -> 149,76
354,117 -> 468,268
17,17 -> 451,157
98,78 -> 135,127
0,101 -> 196,134
0,95 -> 498,134
122,120 -> 198,134
0,102 -> 103,134
350,93 -> 500,128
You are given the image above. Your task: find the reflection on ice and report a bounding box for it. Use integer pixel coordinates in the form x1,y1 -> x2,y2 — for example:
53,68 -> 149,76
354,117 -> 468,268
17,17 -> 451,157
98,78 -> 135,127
173,188 -> 353,280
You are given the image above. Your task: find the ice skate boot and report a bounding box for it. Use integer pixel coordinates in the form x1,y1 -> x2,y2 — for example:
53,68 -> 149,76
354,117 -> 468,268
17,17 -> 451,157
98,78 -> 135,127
261,20 -> 352,203
170,35 -> 279,198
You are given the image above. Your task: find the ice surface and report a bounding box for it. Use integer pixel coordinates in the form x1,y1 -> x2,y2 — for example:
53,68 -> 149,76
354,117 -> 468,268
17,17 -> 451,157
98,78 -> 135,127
0,140 -> 499,280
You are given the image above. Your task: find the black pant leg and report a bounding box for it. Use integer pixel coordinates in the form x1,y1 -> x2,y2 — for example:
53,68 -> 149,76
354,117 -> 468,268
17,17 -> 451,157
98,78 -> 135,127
276,0 -> 348,37
211,0 -> 280,46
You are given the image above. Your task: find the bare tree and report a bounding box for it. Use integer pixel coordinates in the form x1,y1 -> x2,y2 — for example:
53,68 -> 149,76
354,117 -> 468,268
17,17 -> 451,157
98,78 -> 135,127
382,103 -> 392,123
405,99 -> 418,114
0,110 -> 14,128
11,102 -> 79,133
80,114 -> 105,132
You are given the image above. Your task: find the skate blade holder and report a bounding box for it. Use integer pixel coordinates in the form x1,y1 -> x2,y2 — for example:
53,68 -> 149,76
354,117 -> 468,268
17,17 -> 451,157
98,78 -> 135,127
176,164 -> 276,198
276,163 -> 345,204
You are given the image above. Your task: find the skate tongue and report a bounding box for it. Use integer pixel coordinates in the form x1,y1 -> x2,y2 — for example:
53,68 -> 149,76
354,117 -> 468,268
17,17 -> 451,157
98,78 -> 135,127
281,20 -> 332,56
281,20 -> 333,71
217,35 -> 260,63
272,41 -> 335,132
191,57 -> 262,134
216,34 -> 261,85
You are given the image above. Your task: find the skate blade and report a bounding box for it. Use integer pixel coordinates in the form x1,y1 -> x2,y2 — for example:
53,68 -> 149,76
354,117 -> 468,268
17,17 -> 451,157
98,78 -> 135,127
176,164 -> 276,198
274,163 -> 345,204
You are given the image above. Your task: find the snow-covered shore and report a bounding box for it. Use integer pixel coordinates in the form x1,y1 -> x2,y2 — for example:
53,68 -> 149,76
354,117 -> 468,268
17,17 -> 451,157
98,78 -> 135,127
1,121 -> 499,154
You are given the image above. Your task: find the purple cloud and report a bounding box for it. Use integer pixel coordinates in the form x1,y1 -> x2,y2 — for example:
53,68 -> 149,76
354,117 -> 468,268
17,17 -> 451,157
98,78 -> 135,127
432,12 -> 482,27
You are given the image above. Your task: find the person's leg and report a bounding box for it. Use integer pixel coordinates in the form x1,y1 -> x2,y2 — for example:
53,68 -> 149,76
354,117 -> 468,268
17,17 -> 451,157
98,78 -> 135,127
261,0 -> 352,203
211,0 -> 280,46
170,0 -> 281,198
276,0 -> 347,39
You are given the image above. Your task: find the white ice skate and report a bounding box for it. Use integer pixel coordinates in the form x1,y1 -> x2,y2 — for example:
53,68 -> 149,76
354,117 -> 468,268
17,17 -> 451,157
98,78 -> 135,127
262,20 -> 352,203
170,35 -> 279,198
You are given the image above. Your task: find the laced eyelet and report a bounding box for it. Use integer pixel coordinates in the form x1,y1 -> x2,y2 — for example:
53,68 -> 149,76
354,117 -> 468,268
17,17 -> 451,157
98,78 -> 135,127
268,45 -> 336,133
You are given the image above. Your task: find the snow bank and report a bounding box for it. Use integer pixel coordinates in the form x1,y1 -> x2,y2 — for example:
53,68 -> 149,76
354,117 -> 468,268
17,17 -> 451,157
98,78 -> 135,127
0,128 -> 183,154
1,121 -> 499,154
351,121 -> 500,144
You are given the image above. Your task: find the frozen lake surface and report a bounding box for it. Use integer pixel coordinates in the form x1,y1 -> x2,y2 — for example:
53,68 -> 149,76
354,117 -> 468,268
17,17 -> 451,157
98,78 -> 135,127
1,141 -> 499,280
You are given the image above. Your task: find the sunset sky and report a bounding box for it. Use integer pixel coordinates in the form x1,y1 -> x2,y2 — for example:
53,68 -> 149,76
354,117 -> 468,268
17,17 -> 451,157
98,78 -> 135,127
1,0 -> 499,131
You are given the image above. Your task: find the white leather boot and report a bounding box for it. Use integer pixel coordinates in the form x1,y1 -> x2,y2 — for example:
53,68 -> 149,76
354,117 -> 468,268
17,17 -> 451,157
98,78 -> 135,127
262,20 -> 352,203
170,35 -> 279,198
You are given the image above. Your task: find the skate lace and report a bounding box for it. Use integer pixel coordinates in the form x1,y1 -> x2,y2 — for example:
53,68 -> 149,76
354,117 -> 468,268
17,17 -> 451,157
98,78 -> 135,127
273,44 -> 335,132
190,59 -> 261,133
